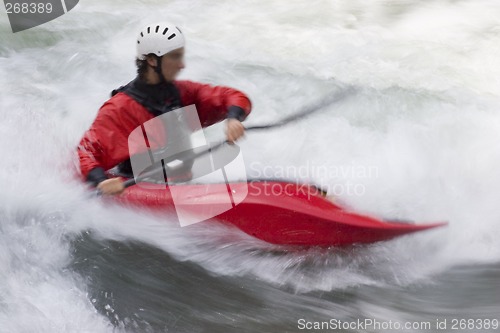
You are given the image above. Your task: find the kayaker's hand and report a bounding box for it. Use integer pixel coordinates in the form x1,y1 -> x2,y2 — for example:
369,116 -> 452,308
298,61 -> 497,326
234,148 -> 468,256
97,178 -> 125,196
226,119 -> 245,143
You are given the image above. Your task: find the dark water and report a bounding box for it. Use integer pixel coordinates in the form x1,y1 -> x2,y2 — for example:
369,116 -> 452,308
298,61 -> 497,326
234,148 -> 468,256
69,233 -> 500,333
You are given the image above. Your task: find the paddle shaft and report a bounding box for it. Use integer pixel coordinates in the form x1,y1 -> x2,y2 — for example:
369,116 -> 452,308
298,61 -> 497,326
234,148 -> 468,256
122,88 -> 353,188
122,125 -> 265,189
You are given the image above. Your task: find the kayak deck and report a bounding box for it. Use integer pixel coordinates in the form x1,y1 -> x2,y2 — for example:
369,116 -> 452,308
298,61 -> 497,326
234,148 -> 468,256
111,179 -> 447,246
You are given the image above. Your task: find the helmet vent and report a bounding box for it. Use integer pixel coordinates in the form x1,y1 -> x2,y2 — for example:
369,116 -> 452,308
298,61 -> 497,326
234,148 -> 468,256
168,33 -> 176,40
147,27 -> 151,34
137,40 -> 140,44
162,27 -> 169,35
155,25 -> 160,33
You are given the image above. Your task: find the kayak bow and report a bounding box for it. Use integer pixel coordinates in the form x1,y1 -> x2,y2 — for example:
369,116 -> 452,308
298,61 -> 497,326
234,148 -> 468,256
110,179 -> 447,247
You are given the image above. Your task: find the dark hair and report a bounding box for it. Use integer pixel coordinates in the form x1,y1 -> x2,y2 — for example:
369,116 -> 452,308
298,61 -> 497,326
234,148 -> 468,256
135,54 -> 160,80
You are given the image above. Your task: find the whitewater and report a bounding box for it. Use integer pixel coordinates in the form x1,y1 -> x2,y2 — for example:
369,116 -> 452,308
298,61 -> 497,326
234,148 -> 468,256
1,0 -> 499,332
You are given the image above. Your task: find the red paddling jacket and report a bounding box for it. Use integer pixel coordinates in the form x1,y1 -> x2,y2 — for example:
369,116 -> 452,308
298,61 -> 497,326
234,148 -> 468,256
77,79 -> 251,185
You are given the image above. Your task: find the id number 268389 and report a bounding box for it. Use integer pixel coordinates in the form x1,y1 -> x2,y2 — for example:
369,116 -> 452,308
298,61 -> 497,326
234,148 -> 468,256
5,2 -> 53,14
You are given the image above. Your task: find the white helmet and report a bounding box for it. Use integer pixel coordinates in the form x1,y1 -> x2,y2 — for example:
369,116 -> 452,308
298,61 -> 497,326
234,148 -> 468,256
136,22 -> 185,60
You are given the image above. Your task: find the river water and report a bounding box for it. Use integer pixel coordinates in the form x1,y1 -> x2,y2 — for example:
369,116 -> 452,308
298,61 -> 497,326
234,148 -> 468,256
1,1 -> 499,332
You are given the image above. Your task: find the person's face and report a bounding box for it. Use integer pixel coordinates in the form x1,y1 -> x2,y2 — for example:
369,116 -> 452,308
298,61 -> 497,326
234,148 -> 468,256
160,47 -> 185,82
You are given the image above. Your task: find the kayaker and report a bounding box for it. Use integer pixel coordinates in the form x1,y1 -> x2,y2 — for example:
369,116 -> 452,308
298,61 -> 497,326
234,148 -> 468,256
77,21 -> 252,195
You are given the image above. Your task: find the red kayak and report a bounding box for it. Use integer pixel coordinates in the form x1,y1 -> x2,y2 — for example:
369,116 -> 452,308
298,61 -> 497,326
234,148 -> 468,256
109,179 -> 447,247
